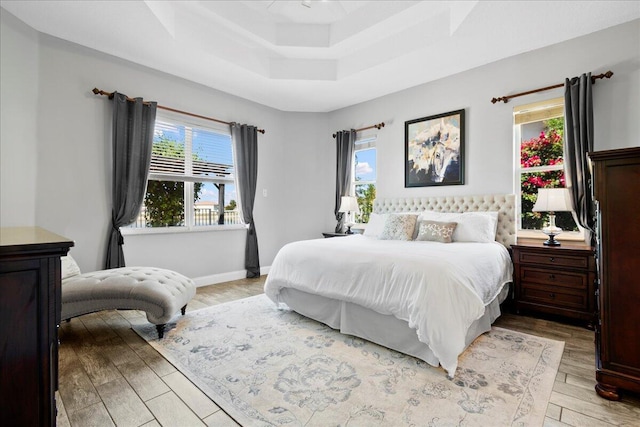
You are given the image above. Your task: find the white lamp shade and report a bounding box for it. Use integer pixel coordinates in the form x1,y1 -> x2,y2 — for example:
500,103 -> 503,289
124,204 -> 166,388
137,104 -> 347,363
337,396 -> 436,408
339,196 -> 360,213
532,188 -> 572,212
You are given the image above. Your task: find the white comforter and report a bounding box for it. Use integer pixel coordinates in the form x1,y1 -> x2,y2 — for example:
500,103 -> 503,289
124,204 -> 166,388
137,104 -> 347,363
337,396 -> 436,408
264,235 -> 513,376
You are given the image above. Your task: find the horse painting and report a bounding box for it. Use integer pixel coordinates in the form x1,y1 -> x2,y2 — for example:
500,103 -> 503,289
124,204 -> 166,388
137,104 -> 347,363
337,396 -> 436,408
405,110 -> 464,187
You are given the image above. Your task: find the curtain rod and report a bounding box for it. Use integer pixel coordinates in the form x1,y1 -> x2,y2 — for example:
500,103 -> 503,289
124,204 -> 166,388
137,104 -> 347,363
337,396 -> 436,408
490,71 -> 614,104
92,88 -> 265,134
333,122 -> 385,138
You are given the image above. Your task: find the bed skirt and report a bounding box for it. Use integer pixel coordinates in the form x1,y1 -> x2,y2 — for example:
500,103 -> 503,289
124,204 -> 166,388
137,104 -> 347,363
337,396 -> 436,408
277,283 -> 510,371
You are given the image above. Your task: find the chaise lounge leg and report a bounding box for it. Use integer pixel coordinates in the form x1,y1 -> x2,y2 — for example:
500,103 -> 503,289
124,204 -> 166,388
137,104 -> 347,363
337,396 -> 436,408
156,324 -> 165,339
181,304 -> 187,315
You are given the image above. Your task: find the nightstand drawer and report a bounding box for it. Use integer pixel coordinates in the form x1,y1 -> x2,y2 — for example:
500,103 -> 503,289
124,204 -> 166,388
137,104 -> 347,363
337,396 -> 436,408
519,252 -> 589,269
520,267 -> 588,290
520,284 -> 588,310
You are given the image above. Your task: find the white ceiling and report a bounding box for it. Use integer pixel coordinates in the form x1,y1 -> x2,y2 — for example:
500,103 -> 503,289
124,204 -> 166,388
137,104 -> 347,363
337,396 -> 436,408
2,1 -> 639,112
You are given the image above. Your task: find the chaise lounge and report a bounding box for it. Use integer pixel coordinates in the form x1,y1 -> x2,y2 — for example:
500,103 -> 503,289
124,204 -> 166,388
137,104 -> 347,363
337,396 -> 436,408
60,256 -> 196,338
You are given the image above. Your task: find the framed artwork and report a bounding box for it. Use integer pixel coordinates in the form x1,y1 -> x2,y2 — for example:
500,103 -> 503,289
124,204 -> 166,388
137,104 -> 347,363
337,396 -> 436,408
405,109 -> 465,187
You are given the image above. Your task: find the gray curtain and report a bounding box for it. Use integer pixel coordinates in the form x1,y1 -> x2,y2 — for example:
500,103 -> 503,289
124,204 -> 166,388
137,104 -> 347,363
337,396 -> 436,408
105,92 -> 157,269
231,123 -> 260,278
563,73 -> 595,234
216,184 -> 225,224
334,129 -> 356,233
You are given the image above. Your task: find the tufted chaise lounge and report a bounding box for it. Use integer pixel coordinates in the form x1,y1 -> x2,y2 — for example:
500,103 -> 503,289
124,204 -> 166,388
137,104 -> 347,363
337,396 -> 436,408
61,265 -> 196,338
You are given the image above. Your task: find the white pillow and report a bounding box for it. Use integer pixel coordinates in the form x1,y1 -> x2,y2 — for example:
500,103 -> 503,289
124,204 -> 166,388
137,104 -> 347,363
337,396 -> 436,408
379,214 -> 418,241
363,213 -> 387,238
417,210 -> 438,221
454,212 -> 498,243
61,255 -> 81,280
418,211 -> 457,222
465,211 -> 499,239
418,212 -> 460,230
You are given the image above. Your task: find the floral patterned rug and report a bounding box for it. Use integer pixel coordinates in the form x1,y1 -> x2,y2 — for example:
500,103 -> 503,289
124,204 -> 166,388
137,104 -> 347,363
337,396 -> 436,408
134,294 -> 564,426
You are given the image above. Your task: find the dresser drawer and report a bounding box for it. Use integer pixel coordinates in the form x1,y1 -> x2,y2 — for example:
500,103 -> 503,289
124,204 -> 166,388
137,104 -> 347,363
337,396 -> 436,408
520,267 -> 588,290
518,252 -> 589,269
520,283 -> 588,310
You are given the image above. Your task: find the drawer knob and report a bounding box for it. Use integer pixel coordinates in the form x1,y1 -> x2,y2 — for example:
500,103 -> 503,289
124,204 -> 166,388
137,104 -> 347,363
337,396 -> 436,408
549,274 -> 556,280
549,257 -> 555,262
549,293 -> 556,298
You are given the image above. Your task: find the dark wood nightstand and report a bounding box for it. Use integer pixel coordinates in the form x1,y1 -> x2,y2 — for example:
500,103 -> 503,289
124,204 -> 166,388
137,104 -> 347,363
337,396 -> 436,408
512,238 -> 596,328
322,232 -> 348,238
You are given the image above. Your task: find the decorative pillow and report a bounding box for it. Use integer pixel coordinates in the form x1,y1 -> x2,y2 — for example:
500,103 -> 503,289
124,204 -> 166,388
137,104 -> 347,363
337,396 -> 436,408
378,214 -> 418,241
363,213 -> 387,238
418,211 -> 499,243
61,255 -> 81,280
415,220 -> 458,243
398,211 -> 423,239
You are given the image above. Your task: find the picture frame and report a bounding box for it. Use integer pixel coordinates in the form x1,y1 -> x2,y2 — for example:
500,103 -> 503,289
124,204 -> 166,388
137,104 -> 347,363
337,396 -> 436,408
405,109 -> 465,187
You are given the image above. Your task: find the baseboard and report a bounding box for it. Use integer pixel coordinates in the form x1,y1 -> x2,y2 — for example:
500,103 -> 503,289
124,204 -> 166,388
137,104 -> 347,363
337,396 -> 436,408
193,266 -> 271,287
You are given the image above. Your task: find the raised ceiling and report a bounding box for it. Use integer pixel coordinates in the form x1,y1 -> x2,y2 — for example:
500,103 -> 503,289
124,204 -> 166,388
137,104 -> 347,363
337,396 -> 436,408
2,1 -> 639,112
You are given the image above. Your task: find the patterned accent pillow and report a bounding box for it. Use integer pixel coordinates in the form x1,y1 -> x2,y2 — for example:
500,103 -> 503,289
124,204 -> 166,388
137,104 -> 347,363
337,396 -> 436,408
378,214 -> 418,241
416,220 -> 458,243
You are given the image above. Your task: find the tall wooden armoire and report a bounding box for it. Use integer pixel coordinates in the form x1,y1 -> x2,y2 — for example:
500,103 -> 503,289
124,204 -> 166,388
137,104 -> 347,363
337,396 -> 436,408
590,147 -> 640,400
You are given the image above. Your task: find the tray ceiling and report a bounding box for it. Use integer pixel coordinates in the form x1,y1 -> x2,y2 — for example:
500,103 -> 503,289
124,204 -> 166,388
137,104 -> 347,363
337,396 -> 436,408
2,1 -> 638,112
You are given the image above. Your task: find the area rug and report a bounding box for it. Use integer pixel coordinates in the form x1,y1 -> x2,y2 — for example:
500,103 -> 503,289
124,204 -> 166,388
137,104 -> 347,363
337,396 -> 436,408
134,294 -> 564,426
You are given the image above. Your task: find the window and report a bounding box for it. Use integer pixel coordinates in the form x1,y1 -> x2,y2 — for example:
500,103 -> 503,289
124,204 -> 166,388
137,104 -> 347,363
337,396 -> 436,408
353,136 -> 376,223
127,115 -> 241,230
514,98 -> 579,236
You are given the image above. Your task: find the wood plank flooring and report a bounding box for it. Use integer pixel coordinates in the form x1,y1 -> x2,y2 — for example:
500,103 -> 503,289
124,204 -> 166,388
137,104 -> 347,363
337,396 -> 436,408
57,277 -> 640,426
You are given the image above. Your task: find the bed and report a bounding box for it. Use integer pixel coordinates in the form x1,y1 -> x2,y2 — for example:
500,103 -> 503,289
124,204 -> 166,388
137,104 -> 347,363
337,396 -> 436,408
264,194 -> 515,377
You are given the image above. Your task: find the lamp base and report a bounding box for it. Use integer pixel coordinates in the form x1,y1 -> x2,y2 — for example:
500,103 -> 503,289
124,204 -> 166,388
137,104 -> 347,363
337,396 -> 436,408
542,213 -> 562,246
345,226 -> 353,235
543,234 -> 561,246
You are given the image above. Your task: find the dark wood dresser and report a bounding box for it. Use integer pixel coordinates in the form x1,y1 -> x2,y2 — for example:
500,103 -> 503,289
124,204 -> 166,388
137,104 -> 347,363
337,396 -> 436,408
590,147 -> 640,401
0,227 -> 73,426
512,238 -> 596,327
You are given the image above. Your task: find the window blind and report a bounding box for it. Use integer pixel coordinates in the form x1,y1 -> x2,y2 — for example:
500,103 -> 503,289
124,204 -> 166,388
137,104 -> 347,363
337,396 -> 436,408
149,120 -> 234,184
514,97 -> 564,125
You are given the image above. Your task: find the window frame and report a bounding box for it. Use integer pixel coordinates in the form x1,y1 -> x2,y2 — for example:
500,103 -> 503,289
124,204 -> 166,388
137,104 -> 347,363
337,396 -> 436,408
513,97 -> 585,241
122,111 -> 246,235
352,135 -> 377,224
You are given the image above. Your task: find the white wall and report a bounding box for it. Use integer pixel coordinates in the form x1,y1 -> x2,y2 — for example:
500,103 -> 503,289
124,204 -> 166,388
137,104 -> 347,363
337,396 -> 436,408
34,34 -> 334,277
0,10 -> 39,226
265,112 -> 333,246
0,10 -> 334,279
328,19 -> 640,202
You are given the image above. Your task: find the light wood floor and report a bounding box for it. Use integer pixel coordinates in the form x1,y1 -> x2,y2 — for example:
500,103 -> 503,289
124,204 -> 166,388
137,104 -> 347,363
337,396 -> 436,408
57,276 -> 640,427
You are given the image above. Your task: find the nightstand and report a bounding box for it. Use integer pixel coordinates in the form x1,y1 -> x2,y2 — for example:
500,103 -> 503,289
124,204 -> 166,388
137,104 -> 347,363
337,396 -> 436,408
511,238 -> 596,328
322,232 -> 348,238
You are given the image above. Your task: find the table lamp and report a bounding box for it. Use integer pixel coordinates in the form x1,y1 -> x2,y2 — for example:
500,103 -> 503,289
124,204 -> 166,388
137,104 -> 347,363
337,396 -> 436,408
339,196 -> 360,234
532,187 -> 572,246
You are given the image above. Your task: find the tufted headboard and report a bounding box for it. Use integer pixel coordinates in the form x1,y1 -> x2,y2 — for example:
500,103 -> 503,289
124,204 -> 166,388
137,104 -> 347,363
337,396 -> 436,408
373,194 -> 516,247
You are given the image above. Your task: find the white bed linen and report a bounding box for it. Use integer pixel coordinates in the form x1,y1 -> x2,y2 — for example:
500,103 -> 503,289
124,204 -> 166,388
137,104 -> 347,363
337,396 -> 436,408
264,235 -> 513,376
